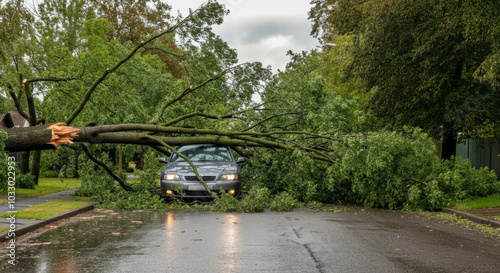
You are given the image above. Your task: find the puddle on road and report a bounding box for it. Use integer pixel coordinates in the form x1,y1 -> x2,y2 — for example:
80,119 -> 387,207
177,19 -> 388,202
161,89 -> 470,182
0,209 -> 167,272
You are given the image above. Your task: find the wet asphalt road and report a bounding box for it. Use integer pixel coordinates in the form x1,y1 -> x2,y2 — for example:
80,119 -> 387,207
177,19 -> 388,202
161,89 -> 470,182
1,207 -> 499,272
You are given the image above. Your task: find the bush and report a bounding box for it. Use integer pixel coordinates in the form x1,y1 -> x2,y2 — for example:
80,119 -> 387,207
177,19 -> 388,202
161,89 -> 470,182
41,170 -> 58,177
17,173 -> 36,189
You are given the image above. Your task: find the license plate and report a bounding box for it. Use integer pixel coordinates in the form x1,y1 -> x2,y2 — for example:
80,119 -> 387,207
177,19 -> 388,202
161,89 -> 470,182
188,185 -> 208,191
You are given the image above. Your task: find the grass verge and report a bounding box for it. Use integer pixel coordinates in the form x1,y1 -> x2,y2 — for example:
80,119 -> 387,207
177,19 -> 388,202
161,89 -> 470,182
0,200 -> 92,220
0,177 -> 80,198
0,199 -> 7,204
453,194 -> 500,210
0,226 -> 8,233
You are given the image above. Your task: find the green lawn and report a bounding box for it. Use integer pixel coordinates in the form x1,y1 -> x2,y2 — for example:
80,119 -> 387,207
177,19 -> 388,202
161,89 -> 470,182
0,226 -> 8,233
453,194 -> 500,210
0,177 -> 80,198
0,199 -> 7,204
0,200 -> 93,220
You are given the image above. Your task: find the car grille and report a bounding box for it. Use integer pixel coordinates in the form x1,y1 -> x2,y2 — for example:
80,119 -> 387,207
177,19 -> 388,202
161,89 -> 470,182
184,191 -> 218,197
184,176 -> 216,182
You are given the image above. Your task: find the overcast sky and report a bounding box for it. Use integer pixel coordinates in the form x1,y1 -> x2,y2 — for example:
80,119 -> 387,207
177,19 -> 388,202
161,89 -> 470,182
166,0 -> 319,72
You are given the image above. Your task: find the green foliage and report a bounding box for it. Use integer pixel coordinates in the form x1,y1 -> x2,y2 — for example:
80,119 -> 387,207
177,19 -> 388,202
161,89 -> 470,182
325,128 -> 498,211
210,189 -> 241,212
238,186 -> 272,212
246,150 -> 332,203
329,128 -> 442,210
211,186 -> 271,213
247,127 -> 499,211
39,147 -> 81,179
72,152 -> 117,198
453,194 -> 500,210
41,170 -> 58,177
439,157 -> 500,200
73,148 -> 169,210
309,0 -> 500,138
130,151 -> 162,192
270,192 -> 302,212
16,173 -> 35,189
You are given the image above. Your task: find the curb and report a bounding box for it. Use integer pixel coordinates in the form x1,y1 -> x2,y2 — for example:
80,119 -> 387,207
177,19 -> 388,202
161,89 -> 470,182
0,203 -> 96,243
441,208 -> 500,228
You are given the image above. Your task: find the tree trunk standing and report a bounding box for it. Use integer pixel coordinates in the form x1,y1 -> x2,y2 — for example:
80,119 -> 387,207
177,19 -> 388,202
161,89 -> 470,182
30,150 -> 41,184
25,83 -> 41,184
118,144 -> 123,173
441,131 -> 456,160
20,151 -> 30,174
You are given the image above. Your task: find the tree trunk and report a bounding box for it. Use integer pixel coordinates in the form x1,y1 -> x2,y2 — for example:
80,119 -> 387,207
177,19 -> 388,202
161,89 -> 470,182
118,144 -> 123,173
441,131 -> 456,160
20,151 -> 30,174
3,125 -> 56,152
30,150 -> 41,185
1,123 -> 333,163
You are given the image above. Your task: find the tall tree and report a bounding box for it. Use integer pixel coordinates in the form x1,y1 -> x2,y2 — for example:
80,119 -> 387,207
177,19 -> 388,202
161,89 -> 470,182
309,0 -> 500,158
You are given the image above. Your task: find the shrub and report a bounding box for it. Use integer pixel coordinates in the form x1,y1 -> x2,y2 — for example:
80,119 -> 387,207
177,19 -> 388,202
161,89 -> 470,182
17,173 -> 36,189
41,170 -> 58,177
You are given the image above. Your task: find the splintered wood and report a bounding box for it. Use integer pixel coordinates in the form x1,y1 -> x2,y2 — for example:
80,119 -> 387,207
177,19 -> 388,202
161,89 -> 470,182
45,122 -> 80,149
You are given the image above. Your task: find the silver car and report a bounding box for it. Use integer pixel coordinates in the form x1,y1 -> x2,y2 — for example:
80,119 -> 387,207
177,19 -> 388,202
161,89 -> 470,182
159,144 -> 245,199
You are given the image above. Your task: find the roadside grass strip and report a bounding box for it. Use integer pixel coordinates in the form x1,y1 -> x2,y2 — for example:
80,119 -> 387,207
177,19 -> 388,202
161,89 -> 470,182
0,200 -> 93,220
0,199 -> 8,204
453,194 -> 500,210
0,226 -> 8,232
0,178 -> 80,198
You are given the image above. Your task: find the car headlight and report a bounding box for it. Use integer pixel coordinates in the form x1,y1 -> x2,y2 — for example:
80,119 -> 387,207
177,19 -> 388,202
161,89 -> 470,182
165,174 -> 180,181
221,174 -> 237,181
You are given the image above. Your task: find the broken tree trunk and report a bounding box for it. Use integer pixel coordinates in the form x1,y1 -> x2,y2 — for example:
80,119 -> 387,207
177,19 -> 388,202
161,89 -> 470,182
2,123 -> 80,152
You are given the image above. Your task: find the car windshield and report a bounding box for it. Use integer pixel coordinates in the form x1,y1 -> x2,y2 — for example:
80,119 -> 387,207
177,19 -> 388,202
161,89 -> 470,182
170,146 -> 233,162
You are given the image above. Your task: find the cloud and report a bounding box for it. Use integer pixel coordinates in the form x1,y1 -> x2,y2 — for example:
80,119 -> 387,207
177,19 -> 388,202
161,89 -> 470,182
214,15 -> 318,71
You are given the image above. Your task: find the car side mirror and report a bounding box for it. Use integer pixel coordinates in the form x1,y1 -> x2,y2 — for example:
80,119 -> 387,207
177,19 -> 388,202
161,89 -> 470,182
236,157 -> 246,164
159,157 -> 168,163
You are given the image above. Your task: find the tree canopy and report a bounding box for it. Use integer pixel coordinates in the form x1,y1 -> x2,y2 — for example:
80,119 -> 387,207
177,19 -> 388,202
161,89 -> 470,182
309,0 -> 500,143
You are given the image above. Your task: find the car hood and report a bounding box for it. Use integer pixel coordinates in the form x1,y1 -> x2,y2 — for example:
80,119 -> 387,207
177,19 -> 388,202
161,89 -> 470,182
163,161 -> 238,176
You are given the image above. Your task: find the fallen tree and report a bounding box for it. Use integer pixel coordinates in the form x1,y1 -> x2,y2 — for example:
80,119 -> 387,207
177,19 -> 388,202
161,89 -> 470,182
1,1 -> 498,211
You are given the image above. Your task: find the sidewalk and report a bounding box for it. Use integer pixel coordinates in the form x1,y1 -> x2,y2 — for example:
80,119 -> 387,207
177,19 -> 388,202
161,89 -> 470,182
0,189 -> 96,242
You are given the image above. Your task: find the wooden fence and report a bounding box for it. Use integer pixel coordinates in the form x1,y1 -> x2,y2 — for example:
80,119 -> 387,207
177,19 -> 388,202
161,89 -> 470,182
456,139 -> 500,177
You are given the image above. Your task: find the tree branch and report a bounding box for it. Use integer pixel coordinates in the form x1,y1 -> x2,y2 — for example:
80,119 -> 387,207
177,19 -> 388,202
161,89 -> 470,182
159,100 -> 274,127
6,83 -> 29,120
152,63 -> 248,124
80,144 -> 134,192
144,46 -> 184,59
64,6 -> 204,126
242,106 -> 321,132
25,77 -> 80,84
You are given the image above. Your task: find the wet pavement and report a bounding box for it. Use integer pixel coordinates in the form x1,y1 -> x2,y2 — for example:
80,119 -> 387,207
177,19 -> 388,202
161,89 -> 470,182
0,189 -> 96,243
1,208 -> 499,273
0,190 -> 77,229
